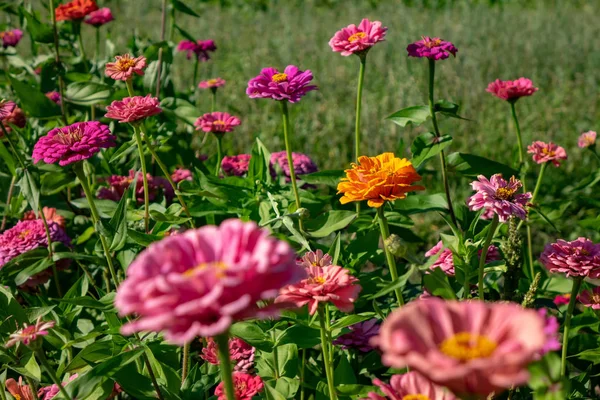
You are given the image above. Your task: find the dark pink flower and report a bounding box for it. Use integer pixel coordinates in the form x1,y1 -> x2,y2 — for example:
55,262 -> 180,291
365,372 -> 457,400
32,121 -> 115,166
578,286 -> 600,309
0,29 -> 23,48
201,337 -> 255,372
329,18 -> 387,56
222,154 -> 251,176
171,168 -> 192,183
486,78 -> 538,102
270,151 -> 318,181
1,105 -> 26,135
194,112 -> 241,134
334,318 -> 380,352
468,174 -> 532,222
0,99 -> 16,119
407,36 -> 457,60
38,374 -> 78,400
553,293 -> 571,307
97,170 -> 173,204
578,131 -> 597,149
105,54 -> 146,81
537,308 -> 560,355
199,78 -> 226,89
177,39 -> 216,62
527,141 -> 567,167
246,65 -> 317,103
45,91 -> 62,105
215,373 -> 263,400
540,237 -> 600,278
105,95 -> 162,124
84,7 -> 113,26
426,241 -> 500,276
6,317 -> 55,347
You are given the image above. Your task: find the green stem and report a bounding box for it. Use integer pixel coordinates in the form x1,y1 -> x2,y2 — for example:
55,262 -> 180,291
530,162 -> 547,205
590,147 -> 600,162
181,343 -> 190,386
214,135 -> 223,177
38,207 -> 62,297
279,102 -> 302,227
169,0 -> 175,40
142,352 -> 165,400
428,59 -> 457,227
94,27 -> 100,66
1,121 -> 25,169
354,55 -> 367,216
376,207 -> 405,307
478,214 -> 499,301
126,79 -> 135,97
300,349 -> 306,400
36,349 -> 73,400
133,125 -> 150,233
510,101 -> 526,187
317,306 -> 337,400
215,333 -> 235,400
561,277 -> 582,378
48,0 -> 68,125
193,58 -> 199,88
1,175 -> 16,231
520,162 -> 547,278
76,25 -> 89,71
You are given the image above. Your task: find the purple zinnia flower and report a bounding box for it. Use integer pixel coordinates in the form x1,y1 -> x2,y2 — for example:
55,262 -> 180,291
246,65 -> 317,103
333,318 -> 380,352
537,309 -> 561,355
467,174 -> 532,222
221,154 -> 251,177
270,151 -> 318,181
407,36 -> 457,60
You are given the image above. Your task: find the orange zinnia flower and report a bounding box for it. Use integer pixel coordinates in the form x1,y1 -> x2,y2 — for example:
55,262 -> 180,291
337,152 -> 424,208
55,0 -> 98,22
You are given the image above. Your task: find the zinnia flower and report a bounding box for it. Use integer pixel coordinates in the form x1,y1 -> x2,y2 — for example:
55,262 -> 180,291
45,91 -> 62,105
540,237 -> 600,278
337,153 -> 424,208
105,54 -> 146,81
22,207 -> 66,228
0,105 -> 26,135
6,317 -> 56,347
297,249 -> 332,268
171,168 -> 193,183
114,219 -> 304,344
578,131 -> 597,149
199,78 -> 226,90
32,121 -> 116,166
246,65 -> 317,103
373,298 -> 551,397
426,241 -> 500,276
194,112 -> 241,134
486,78 -> 538,102
0,99 -> 16,119
407,36 -> 458,60
84,7 -> 113,27
97,170 -> 173,204
38,374 -> 78,400
177,39 -> 216,61
55,0 -> 98,21
201,337 -> 255,373
214,373 -> 263,400
578,286 -> 600,309
329,18 -> 387,56
537,308 -> 561,355
6,377 -> 34,400
467,174 -> 532,222
333,318 -> 380,352
365,372 -> 457,400
553,293 -> 571,306
222,154 -> 251,177
270,151 -> 318,182
0,29 -> 23,48
105,95 -> 162,124
527,141 -> 567,167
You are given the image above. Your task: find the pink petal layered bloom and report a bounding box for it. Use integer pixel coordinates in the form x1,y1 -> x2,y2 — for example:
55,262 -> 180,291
537,309 -> 561,355
215,373 -> 263,400
426,241 -> 500,276
38,374 -> 78,400
246,65 -> 317,103
0,29 -> 23,48
553,293 -> 571,306
199,78 -> 226,89
578,130 -> 597,149
171,168 -> 193,183
0,105 -> 26,136
6,317 -> 56,347
84,7 -> 113,27
540,237 -> 600,278
194,112 -> 241,134
329,18 -> 387,56
527,141 -> 567,167
373,298 -> 551,397
297,249 -> 332,268
365,372 -> 457,400
222,154 -> 251,177
97,170 -> 174,204
45,91 -> 62,105
0,99 -> 16,119
22,207 -> 66,228
105,54 -> 146,81
115,219 -> 305,344
486,78 -> 538,102
177,39 -> 216,61
468,174 -> 532,222
201,337 -> 256,373
105,95 -> 162,123
6,377 -> 34,400
407,36 -> 457,60
270,151 -> 318,181
32,121 -> 115,166
333,318 -> 380,352
579,286 -> 600,309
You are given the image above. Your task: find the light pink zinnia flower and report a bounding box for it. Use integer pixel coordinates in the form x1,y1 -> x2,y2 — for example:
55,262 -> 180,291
246,65 -> 317,103
553,293 -> 571,306
222,154 -> 251,177
214,373 -> 263,400
201,337 -> 255,372
22,207 -> 66,228
105,95 -> 162,124
334,318 -> 380,352
177,39 -> 216,61
0,29 -> 23,48
468,174 -> 532,222
276,261 -> 362,315
297,249 -> 332,268
199,78 -> 226,90
527,141 -> 567,167
426,241 -> 500,276
365,372 -> 457,400
194,112 -> 241,134
540,237 -> 600,278
6,317 -> 56,347
105,54 -> 146,81
407,36 -> 458,60
38,374 -> 78,400
578,286 -> 600,309
84,7 -> 113,26
45,91 -> 62,105
115,219 -> 304,344
373,298 -> 550,397
32,121 -> 115,166
171,168 -> 193,183
6,377 -> 34,400
0,99 -> 16,119
578,131 -> 597,149
329,18 -> 387,56
270,151 -> 318,181
486,78 -> 538,102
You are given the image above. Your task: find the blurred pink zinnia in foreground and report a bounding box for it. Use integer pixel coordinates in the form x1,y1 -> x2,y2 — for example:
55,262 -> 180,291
246,65 -> 317,103
105,95 -> 162,123
214,373 -> 263,400
329,18 -> 387,56
468,174 -> 531,222
578,130 -> 597,149
579,286 -> 600,309
407,36 -> 457,60
6,317 -> 56,347
540,237 -> 600,278
201,337 -> 255,372
527,141 -> 567,167
365,371 -> 457,400
105,54 -> 146,81
486,78 -> 538,102
0,29 -> 23,48
194,112 -> 241,134
84,7 -> 113,26
425,240 -> 500,276
199,78 -> 226,90
177,39 -> 216,62
222,154 -> 251,176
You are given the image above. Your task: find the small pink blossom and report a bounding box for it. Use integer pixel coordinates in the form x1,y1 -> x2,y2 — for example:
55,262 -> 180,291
578,286 -> 600,309
486,78 -> 538,102
222,154 -> 251,176
1,105 -> 26,135
538,308 -> 561,355
270,151 -> 318,181
105,54 -> 146,81
365,372 -> 457,400
171,168 -> 193,183
527,141 -> 567,167
84,7 -> 113,26
215,373 -> 263,400
540,237 -> 600,278
553,293 -> 571,306
329,18 -> 387,56
45,91 -> 62,105
201,337 -> 255,372
6,377 -> 34,400
247,65 -> 317,103
0,29 -> 23,48
578,131 -> 597,149
0,99 -> 16,119
425,241 -> 499,276
22,207 -> 66,228
334,318 -> 380,352
105,95 -> 162,124
97,170 -> 174,204
38,374 -> 78,400
407,36 -> 457,60
177,39 -> 216,62
6,317 -> 56,347
199,78 -> 226,89
468,174 -> 532,222
194,112 -> 241,134
297,249 -> 332,268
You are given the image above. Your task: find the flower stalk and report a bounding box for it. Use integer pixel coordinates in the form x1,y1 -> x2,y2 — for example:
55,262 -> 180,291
279,101 -> 303,227
215,333 -> 236,400
561,277 -> 583,377
317,305 -> 337,400
35,349 -> 73,400
376,207 -> 405,307
132,125 -> 151,233
478,214 -> 499,301
354,55 -> 367,215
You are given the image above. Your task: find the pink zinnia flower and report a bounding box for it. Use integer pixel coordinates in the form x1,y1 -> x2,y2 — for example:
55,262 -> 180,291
115,219 -> 304,344
246,65 -> 317,103
365,372 -> 457,400
329,18 -> 387,56
540,237 -> 600,278
527,141 -> 567,167
426,241 -> 500,276
407,36 -> 458,60
468,174 -> 532,222
6,377 -> 34,400
1,105 -> 26,135
105,54 -> 146,81
45,91 -> 62,105
537,308 -> 561,355
194,112 -> 241,134
6,317 -> 56,347
32,121 -> 115,166
177,39 -> 216,62
0,99 -> 16,119
373,298 -> 551,397
486,78 -> 538,102
22,207 -> 66,228
333,318 -> 380,352
215,373 -> 263,400
578,286 -> 600,309
270,151 -> 318,181
199,78 -> 226,90
84,7 -> 113,27
553,293 -> 571,306
97,170 -> 173,204
0,29 -> 23,48
201,337 -> 255,372
171,168 -> 193,183
578,131 -> 597,149
105,95 -> 162,124
222,154 -> 251,177
38,374 -> 78,400
297,249 -> 332,268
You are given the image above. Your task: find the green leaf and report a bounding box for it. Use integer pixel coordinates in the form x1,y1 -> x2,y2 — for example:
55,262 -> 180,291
248,138 -> 272,185
386,105 -> 430,127
230,322 -> 272,351
0,139 -> 16,175
65,82 -> 112,106
366,266 -> 415,300
300,170 -> 344,187
8,75 -> 61,118
15,257 -> 53,286
305,210 -> 356,238
41,171 -> 74,195
282,216 -> 311,251
446,152 -> 519,178
423,268 -> 457,299
0,286 -> 27,333
410,132 -> 453,168
109,139 -> 137,163
394,194 -> 447,214
277,324 -> 321,349
127,230 -> 163,246
17,170 -> 40,216
334,354 -> 357,385
21,7 -> 53,43
263,384 -> 287,400
330,314 -> 375,335
327,233 -> 342,265
174,24 -> 196,42
434,99 -> 469,120
108,184 -> 130,252
172,0 -> 200,17
55,296 -> 115,311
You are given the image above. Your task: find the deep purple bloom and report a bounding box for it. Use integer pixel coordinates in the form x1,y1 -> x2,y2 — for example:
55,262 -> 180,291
246,65 -> 317,103
333,318 -> 380,352
407,36 -> 457,60
270,151 -> 318,181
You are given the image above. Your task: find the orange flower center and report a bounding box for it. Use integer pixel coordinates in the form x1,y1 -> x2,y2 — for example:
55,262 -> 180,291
580,249 -> 590,256
212,120 -> 226,125
207,79 -> 218,85
495,187 -> 517,201
18,230 -> 31,239
13,395 -> 21,400
422,37 -> 442,48
348,32 -> 367,42
115,58 -> 136,71
402,395 -> 430,400
439,332 -> 497,361
271,73 -> 288,83
183,261 -> 228,278
54,128 -> 84,145
541,148 -> 556,157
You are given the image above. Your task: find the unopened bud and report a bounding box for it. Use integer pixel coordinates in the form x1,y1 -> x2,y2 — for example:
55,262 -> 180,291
385,234 -> 407,258
296,208 -> 310,220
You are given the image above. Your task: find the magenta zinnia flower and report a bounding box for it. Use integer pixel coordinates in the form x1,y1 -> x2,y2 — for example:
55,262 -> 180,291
97,170 -> 174,204
45,91 -> 62,105
115,219 -> 304,344
1,105 -> 26,135
407,36 -> 457,60
215,373 -> 263,400
486,78 -> 538,102
194,112 -> 241,134
222,154 -> 251,177
201,337 -> 255,372
553,293 -> 571,306
32,121 -> 115,166
540,237 -> 600,278
177,39 -> 216,62
246,65 -> 317,103
105,95 -> 162,124
373,298 -> 551,397
537,308 -> 560,355
37,374 -> 78,400
579,286 -> 600,309
468,174 -> 532,222
171,168 -> 193,183
0,29 -> 23,48
105,54 -> 146,81
270,151 -> 318,181
527,141 -> 567,167
0,99 -> 16,119
426,241 -> 500,276
578,130 -> 597,149
6,317 -> 56,347
333,318 -> 380,352
329,18 -> 387,56
199,78 -> 226,90
84,7 -> 113,26
365,372 -> 457,400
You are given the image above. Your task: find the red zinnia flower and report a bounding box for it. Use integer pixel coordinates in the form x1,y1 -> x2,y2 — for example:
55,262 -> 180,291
55,0 -> 98,21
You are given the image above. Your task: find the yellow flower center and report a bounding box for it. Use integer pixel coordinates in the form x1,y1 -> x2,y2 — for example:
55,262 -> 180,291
495,187 -> 517,201
439,332 -> 497,361
13,395 -> 21,400
207,79 -> 218,85
592,294 -> 600,304
422,37 -> 442,48
310,276 -> 327,285
348,32 -> 367,42
271,73 -> 288,83
403,395 -> 430,400
183,261 -> 228,278
116,58 -> 136,71
53,127 -> 85,145
212,120 -> 226,125
18,230 -> 31,239
541,148 -> 556,157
